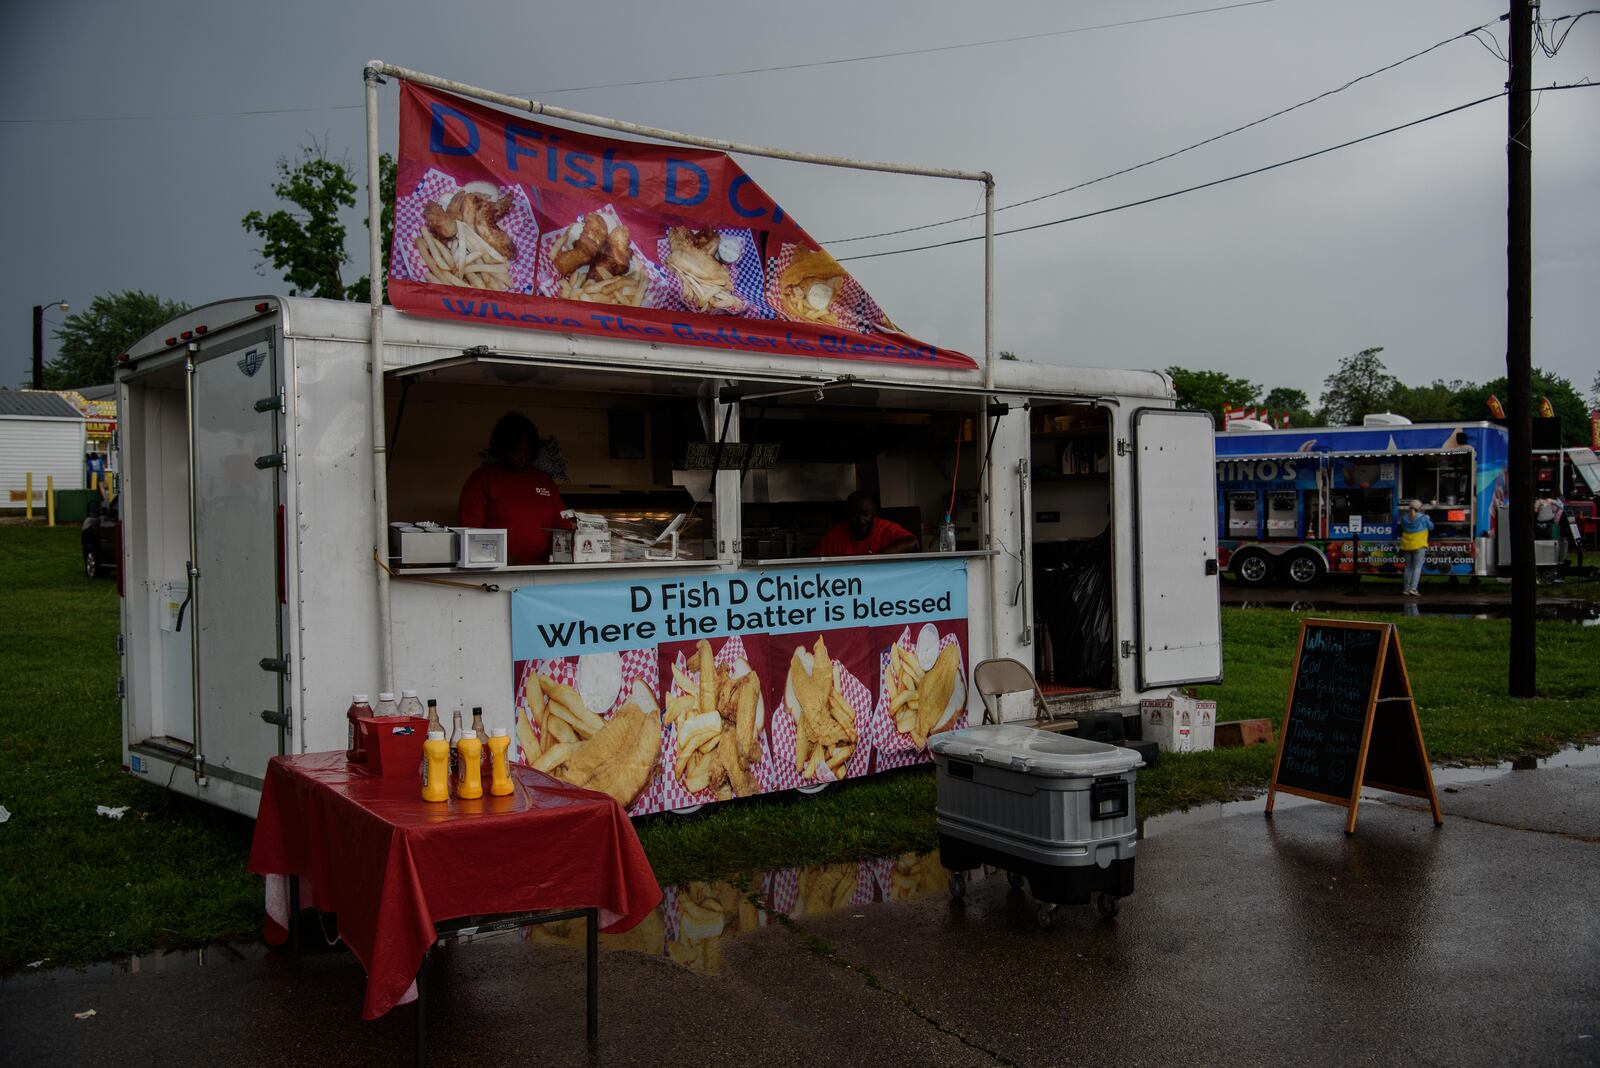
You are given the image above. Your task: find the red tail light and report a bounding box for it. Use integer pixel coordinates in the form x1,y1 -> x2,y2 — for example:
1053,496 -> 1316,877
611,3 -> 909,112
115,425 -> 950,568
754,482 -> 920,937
180,330 -> 193,341
164,337 -> 177,347
255,302 -> 271,313
194,325 -> 208,335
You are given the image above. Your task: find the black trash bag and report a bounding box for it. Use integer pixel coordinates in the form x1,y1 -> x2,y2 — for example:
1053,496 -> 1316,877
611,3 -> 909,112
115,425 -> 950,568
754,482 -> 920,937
1037,531 -> 1114,689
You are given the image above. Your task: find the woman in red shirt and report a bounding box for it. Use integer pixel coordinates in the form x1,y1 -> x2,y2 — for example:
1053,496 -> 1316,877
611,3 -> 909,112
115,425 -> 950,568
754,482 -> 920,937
458,413 -> 571,565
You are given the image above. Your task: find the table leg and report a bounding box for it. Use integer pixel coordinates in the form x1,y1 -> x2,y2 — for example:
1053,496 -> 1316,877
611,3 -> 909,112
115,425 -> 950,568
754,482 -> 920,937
415,946 -> 430,1068
287,875 -> 300,957
585,908 -> 597,1043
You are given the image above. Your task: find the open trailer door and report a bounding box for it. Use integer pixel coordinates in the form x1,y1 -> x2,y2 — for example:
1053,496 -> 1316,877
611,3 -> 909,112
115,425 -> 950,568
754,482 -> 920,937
1132,408 -> 1222,689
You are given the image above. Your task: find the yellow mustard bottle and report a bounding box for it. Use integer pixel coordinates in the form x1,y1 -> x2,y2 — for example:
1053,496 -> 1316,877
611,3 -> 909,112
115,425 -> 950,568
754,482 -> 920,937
487,728 -> 514,796
457,733 -> 484,800
421,730 -> 450,802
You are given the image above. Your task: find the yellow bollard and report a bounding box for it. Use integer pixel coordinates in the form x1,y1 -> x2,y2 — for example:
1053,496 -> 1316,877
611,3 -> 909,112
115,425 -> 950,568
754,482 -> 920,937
47,475 -> 56,527
91,472 -> 98,492
24,471 -> 33,520
107,470 -> 116,497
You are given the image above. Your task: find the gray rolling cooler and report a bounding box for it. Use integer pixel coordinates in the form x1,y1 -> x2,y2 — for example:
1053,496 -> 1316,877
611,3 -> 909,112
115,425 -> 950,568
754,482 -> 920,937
929,724 -> 1143,929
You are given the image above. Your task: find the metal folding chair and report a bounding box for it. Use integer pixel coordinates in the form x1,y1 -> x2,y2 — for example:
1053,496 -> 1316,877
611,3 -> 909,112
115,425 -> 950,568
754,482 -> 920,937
972,657 -> 1058,724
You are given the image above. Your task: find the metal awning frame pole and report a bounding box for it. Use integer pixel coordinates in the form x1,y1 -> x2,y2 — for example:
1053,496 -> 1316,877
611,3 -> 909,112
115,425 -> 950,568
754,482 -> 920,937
361,61 -> 996,677
365,65 -> 394,694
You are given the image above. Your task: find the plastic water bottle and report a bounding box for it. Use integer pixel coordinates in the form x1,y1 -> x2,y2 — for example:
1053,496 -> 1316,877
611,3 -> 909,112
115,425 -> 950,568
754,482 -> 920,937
939,515 -> 957,553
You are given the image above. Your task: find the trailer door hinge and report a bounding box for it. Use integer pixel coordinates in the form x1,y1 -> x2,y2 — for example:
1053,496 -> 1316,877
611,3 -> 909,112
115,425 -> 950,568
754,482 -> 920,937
259,657 -> 289,674
254,388 -> 285,413
116,634 -> 125,656
116,676 -> 127,697
254,451 -> 286,470
1121,640 -> 1135,659
1116,438 -> 1131,456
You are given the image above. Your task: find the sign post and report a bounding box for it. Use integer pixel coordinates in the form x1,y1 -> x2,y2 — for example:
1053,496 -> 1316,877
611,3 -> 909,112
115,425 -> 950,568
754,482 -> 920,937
1265,618 -> 1442,834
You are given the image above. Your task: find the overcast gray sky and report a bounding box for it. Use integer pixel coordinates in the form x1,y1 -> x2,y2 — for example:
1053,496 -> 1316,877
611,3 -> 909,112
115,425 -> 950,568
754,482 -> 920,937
2,0 -> 1596,404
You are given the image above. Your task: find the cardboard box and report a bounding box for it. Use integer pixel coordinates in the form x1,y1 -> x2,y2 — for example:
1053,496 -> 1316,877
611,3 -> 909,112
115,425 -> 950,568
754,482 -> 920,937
1139,693 -> 1217,753
550,528 -> 612,564
1215,718 -> 1274,748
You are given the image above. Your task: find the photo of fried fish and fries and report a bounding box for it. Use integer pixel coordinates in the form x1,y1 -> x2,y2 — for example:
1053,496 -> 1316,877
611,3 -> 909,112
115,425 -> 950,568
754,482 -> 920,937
883,625 -> 965,748
785,636 -> 859,781
548,209 -> 649,306
516,657 -> 661,809
413,184 -> 523,291
665,639 -> 765,800
663,226 -> 745,313
888,852 -> 947,901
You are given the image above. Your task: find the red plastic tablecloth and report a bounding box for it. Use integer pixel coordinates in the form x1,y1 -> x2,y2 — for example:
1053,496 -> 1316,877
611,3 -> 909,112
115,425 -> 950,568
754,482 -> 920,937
247,752 -> 661,1019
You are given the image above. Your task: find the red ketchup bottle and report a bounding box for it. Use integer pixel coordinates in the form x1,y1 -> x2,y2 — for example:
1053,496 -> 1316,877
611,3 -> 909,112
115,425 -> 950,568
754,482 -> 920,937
345,694 -> 373,762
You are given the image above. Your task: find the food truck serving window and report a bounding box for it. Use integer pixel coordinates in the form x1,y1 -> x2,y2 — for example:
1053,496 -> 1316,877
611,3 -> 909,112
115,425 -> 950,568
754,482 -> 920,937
383,357 -> 730,569
737,384 -> 986,562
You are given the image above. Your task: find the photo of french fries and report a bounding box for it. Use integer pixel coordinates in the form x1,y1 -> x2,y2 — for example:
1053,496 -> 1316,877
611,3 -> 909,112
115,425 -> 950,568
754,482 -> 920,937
546,208 -> 650,306
667,880 -> 763,974
785,636 -> 860,781
663,226 -> 744,313
412,183 -> 524,291
882,625 -> 966,749
516,658 -> 662,810
664,639 -> 765,801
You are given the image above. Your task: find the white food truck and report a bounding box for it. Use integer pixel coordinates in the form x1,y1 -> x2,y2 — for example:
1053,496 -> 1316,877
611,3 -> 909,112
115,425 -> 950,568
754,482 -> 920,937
113,297 -> 1220,818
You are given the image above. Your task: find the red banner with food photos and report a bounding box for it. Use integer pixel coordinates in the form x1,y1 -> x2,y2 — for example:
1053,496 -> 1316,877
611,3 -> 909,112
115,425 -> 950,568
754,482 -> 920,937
388,81 -> 974,370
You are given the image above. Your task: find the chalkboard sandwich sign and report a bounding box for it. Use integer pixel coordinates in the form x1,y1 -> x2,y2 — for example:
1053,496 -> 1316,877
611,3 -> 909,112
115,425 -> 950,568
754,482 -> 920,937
1265,618 -> 1442,835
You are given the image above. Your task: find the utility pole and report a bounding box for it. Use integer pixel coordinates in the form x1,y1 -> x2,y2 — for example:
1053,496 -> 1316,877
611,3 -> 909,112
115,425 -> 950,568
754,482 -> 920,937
32,304 -> 45,390
1506,0 -> 1536,697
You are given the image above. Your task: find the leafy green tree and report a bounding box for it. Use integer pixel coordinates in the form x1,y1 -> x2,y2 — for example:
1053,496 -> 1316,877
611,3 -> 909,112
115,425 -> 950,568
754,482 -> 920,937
1165,366 -> 1259,421
1589,371 -> 1599,411
1454,370 -> 1590,446
242,145 -> 395,302
1391,379 -> 1468,424
1319,347 -> 1397,425
999,350 -> 1020,361
43,291 -> 189,389
345,152 -> 398,303
1263,386 -> 1316,426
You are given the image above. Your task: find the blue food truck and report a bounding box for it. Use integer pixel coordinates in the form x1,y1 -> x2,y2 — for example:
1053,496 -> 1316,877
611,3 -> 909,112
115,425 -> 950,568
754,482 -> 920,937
1213,419 -> 1555,587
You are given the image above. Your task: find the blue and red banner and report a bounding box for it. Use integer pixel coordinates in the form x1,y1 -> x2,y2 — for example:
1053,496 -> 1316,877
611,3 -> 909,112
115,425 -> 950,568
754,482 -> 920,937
388,81 -> 974,370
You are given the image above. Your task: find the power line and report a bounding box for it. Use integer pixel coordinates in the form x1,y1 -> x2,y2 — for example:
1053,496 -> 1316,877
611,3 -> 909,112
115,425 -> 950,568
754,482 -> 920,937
837,83 -> 1599,264
1,1 -> 1279,125
527,0 -> 1279,96
826,14 -> 1508,245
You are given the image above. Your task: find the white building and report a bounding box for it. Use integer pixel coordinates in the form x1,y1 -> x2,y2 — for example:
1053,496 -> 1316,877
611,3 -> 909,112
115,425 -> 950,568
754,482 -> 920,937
0,391 -> 86,511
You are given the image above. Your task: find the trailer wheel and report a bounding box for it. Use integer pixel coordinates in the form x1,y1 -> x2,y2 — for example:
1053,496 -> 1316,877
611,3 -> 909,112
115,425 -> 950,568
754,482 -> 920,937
1233,549 -> 1272,587
1095,892 -> 1120,920
1281,552 -> 1325,588
948,871 -> 967,901
1036,903 -> 1058,930
83,546 -> 102,579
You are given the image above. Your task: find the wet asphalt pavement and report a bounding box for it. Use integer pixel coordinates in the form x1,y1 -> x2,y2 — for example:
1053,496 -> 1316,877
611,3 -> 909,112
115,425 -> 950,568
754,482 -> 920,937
4,764 -> 1597,1067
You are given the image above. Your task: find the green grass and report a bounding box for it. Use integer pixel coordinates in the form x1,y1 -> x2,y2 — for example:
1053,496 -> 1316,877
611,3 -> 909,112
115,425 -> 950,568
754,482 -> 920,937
2,524 -> 1597,970
0,525 -> 260,972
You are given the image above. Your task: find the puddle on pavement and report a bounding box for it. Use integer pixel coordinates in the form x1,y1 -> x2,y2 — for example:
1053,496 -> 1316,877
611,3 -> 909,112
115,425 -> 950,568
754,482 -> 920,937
2,940 -> 268,989
515,852 -> 966,974
1139,740 -> 1600,839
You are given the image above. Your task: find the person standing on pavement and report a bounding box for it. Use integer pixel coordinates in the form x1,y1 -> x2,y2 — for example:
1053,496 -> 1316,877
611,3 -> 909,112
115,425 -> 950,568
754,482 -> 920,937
1398,499 -> 1432,597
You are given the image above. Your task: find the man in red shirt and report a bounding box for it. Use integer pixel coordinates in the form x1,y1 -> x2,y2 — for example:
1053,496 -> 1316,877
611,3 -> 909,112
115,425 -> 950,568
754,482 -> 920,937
816,491 -> 919,557
458,413 -> 571,565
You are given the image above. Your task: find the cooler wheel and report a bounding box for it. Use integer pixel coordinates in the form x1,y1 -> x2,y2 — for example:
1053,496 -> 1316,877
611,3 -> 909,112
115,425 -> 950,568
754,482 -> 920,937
1095,892 -> 1119,920
1036,903 -> 1058,931
947,871 -> 966,901
1006,870 -> 1025,891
